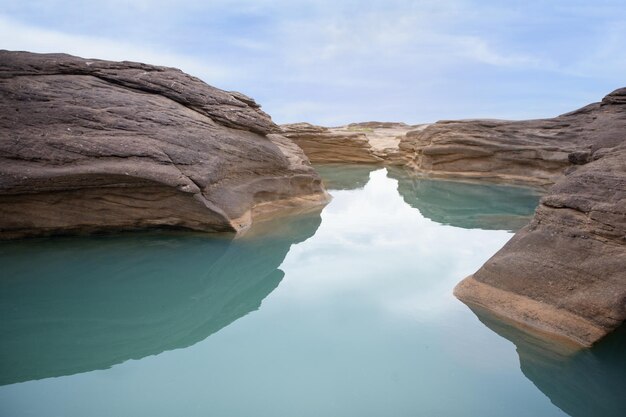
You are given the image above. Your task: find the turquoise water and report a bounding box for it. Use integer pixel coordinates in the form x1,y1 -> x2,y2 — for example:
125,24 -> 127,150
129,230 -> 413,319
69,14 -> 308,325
0,166 -> 624,417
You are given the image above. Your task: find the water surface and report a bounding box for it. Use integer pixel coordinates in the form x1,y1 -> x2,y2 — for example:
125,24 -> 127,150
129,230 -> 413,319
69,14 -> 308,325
0,166 -> 623,417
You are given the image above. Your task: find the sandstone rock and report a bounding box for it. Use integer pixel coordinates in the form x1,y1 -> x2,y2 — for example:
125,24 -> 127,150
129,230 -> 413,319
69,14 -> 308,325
0,51 -> 328,238
288,87 -> 625,347
387,167 -> 542,231
280,121 -> 420,164
280,122 -> 378,163
400,90 -> 626,187
453,88 -> 626,347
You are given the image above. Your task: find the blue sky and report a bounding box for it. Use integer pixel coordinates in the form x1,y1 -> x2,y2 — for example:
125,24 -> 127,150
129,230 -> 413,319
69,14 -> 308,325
2,0 -> 625,125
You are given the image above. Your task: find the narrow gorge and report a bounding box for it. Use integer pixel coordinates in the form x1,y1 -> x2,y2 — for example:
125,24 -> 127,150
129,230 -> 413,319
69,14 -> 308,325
283,89 -> 626,347
1,51 -> 624,350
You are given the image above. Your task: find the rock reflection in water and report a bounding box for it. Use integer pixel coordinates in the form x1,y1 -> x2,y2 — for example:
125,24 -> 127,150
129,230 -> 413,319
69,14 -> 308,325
470,306 -> 626,417
388,167 -> 542,231
0,210 -> 322,386
313,163 -> 380,190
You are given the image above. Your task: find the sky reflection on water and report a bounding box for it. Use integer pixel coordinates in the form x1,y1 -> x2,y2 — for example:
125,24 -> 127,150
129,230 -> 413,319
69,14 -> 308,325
1,167 -> 620,417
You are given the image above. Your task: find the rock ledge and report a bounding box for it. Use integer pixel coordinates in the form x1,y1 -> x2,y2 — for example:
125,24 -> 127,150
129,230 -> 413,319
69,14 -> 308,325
0,51 -> 329,238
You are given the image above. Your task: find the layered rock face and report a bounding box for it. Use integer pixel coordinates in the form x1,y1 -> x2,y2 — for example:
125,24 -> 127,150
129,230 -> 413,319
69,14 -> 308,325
280,122 -> 419,165
400,93 -> 625,186
0,51 -> 328,238
470,305 -> 626,417
453,89 -> 626,347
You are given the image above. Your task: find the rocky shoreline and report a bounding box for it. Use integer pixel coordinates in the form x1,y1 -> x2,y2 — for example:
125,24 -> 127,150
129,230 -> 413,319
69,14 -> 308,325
286,89 -> 626,347
0,51 -> 329,239
1,50 -> 623,348
450,89 -> 626,347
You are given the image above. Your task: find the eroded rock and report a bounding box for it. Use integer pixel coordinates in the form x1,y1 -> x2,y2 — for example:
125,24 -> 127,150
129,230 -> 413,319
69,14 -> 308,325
453,89 -> 626,347
0,51 -> 329,238
280,121 -> 419,164
400,89 -> 626,187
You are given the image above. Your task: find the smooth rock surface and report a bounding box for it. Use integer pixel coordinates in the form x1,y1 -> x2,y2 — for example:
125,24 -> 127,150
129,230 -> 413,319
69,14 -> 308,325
0,51 -> 328,238
454,88 -> 626,347
281,122 -> 419,164
469,305 -> 626,417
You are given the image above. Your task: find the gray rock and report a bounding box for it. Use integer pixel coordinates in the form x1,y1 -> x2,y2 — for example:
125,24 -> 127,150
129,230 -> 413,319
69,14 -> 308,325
0,51 -> 328,238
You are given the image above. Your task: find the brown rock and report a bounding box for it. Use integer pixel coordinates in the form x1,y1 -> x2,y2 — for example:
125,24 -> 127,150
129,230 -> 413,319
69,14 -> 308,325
280,89 -> 624,347
280,122 -> 378,163
280,121 -> 420,164
469,305 -> 626,417
0,51 -> 328,239
453,88 -> 626,347
387,167 -> 542,232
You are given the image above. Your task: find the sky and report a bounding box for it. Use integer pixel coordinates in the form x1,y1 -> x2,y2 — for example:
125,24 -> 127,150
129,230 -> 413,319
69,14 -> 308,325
2,0 -> 626,125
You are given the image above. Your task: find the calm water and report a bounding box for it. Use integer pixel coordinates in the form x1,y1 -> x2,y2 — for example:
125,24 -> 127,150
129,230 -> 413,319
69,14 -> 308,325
0,166 -> 624,417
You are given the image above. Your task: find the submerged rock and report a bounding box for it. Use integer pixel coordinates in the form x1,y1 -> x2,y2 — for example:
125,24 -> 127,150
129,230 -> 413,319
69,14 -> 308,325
0,51 -> 328,239
469,305 -> 626,417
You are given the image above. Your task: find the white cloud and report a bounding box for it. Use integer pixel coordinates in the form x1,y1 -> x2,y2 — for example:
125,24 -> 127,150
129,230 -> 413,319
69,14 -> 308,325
451,35 -> 547,68
0,15 -> 238,84
275,7 -> 546,70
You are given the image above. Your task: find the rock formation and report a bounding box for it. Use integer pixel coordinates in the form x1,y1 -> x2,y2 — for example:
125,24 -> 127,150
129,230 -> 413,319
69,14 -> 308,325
2,50 -> 623,348
0,50 -> 328,239
399,93 -> 625,186
452,88 -> 626,347
470,305 -> 626,417
280,122 -> 418,165
284,88 -> 625,347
